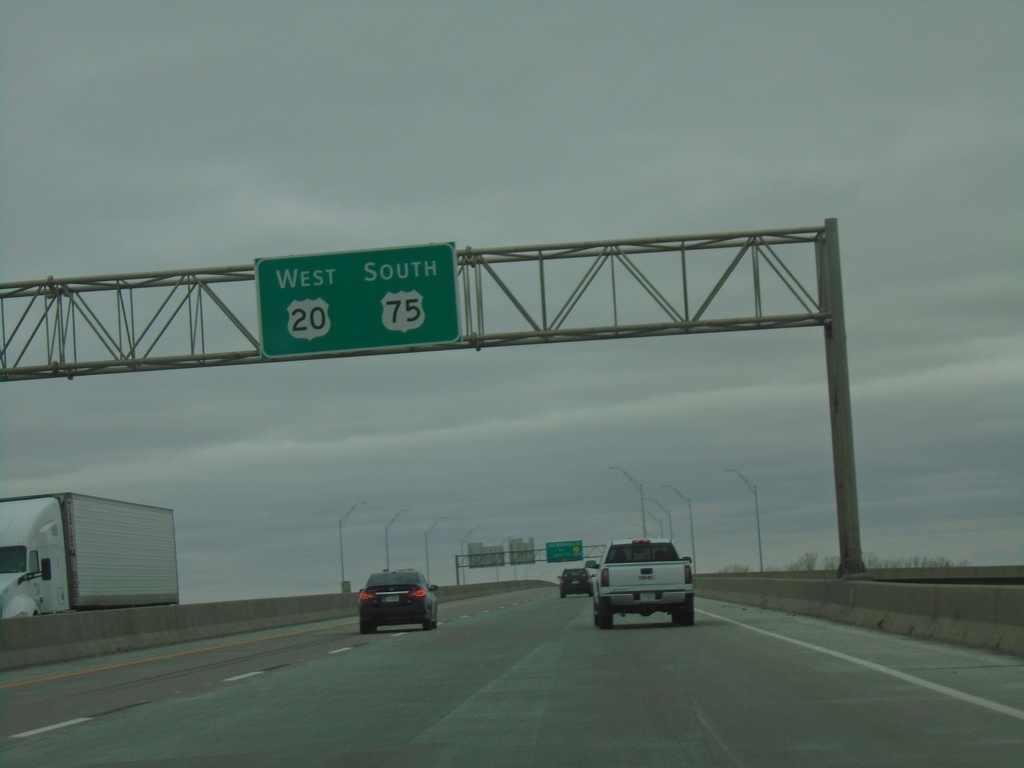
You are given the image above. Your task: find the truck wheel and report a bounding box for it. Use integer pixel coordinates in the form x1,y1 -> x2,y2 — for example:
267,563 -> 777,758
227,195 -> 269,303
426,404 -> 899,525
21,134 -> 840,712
597,607 -> 614,630
682,603 -> 695,626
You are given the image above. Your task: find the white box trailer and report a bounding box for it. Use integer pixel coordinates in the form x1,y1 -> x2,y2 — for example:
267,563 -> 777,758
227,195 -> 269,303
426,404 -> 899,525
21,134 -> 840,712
0,493 -> 178,617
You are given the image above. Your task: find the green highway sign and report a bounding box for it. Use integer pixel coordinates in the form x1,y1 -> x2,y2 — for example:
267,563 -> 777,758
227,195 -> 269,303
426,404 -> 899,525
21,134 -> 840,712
546,540 -> 584,563
255,243 -> 461,358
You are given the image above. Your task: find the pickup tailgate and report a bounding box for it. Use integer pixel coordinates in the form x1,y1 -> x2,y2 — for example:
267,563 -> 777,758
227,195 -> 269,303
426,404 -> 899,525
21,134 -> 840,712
604,562 -> 690,592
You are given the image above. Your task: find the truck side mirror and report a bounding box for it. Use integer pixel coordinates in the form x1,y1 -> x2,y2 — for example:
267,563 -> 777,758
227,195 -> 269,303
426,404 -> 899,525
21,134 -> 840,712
41,558 -> 52,581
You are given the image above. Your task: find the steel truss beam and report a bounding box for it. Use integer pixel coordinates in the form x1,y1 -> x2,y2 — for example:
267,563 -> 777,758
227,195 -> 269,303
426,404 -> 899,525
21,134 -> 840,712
0,220 -> 864,574
2,225 -> 826,379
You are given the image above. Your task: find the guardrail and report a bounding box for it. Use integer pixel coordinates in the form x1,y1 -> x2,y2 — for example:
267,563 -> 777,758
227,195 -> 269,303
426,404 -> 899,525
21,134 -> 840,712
0,581 -> 551,671
696,570 -> 1024,656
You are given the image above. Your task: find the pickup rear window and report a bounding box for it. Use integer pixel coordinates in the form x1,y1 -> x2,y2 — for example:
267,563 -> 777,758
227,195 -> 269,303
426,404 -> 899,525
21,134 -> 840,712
606,542 -> 679,563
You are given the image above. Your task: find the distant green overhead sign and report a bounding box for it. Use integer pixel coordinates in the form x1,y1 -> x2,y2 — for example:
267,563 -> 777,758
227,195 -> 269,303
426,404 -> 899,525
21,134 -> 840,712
546,540 -> 584,563
255,243 -> 461,358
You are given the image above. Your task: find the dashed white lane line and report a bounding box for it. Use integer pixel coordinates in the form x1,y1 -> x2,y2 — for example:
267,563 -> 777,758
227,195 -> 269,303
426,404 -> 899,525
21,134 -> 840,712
12,718 -> 92,739
701,608 -> 1024,723
329,647 -> 354,654
223,671 -> 265,682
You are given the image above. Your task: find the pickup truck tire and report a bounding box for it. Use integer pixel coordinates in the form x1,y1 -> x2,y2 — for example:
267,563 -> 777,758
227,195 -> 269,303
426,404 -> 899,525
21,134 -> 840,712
596,605 -> 614,630
672,601 -> 696,626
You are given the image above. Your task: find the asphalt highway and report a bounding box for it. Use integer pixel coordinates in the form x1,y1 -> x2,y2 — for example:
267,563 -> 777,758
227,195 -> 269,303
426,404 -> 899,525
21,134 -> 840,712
1,587 -> 1021,766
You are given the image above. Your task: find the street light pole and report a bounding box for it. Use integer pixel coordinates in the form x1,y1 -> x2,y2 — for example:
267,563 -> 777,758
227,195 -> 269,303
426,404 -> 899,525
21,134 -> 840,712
424,517 -> 447,584
725,470 -> 763,572
647,498 -> 674,540
384,508 -> 410,571
609,466 -> 646,536
660,485 -> 696,567
339,501 -> 367,592
651,509 -> 665,537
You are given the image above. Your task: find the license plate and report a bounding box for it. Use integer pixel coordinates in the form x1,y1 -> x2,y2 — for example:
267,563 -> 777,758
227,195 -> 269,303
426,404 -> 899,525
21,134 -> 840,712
384,595 -> 400,604
639,592 -> 655,602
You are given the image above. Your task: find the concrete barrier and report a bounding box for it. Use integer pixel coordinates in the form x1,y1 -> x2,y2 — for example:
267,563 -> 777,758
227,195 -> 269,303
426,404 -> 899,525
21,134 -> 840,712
6,575 -> 1019,669
696,575 -> 1024,657
0,581 -> 553,671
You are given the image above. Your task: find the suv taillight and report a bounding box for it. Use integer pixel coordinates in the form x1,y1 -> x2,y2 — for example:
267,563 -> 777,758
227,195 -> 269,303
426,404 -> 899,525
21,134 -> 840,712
408,588 -> 427,599
359,590 -> 376,601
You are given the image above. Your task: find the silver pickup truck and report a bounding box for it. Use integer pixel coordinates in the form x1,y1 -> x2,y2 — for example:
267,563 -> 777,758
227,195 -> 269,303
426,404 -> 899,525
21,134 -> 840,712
587,538 -> 694,629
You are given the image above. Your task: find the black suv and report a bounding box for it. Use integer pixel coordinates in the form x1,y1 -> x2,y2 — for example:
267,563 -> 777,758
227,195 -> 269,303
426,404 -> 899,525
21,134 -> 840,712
559,567 -> 592,598
359,569 -> 438,633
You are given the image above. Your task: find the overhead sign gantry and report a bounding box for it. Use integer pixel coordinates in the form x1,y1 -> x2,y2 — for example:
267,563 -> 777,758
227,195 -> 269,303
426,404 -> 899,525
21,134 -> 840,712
0,220 -> 865,574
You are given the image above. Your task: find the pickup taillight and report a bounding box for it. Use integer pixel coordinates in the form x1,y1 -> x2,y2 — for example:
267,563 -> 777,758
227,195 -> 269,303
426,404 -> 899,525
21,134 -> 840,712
600,567 -> 609,587
684,565 -> 693,584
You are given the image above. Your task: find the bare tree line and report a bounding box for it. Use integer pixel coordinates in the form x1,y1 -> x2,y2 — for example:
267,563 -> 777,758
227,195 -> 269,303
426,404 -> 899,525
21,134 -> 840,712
717,552 -> 971,573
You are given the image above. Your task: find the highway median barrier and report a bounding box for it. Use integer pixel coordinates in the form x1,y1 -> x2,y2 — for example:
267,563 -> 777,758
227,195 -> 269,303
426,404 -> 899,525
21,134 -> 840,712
0,580 -> 552,671
696,569 -> 1024,657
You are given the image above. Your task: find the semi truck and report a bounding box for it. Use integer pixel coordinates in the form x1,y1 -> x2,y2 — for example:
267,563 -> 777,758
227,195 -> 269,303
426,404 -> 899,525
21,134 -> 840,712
0,493 -> 179,618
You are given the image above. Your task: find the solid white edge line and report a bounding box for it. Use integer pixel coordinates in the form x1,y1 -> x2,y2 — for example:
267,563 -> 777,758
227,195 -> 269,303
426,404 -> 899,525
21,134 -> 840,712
700,608 -> 1024,723
223,671 -> 265,682
12,717 -> 92,739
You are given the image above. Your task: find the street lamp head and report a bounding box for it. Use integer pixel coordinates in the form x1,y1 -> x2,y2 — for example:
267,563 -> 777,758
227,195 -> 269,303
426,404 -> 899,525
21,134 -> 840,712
725,469 -> 756,492
386,507 -> 411,530
609,466 -> 642,489
660,484 -> 691,504
340,500 -> 368,525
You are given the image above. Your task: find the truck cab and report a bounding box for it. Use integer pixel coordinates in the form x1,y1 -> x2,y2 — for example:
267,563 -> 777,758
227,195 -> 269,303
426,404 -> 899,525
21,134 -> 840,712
0,497 -> 69,617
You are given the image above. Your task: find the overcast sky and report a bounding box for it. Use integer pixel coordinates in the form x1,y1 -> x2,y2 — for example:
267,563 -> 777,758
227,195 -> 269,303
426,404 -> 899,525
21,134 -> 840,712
1,2 -> 1020,603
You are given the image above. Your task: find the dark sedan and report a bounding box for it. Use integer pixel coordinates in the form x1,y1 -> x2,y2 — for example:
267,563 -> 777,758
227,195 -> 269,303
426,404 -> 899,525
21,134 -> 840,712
559,567 -> 592,597
359,569 -> 438,633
